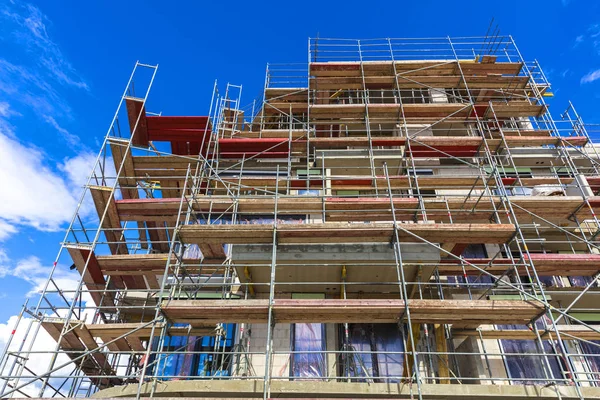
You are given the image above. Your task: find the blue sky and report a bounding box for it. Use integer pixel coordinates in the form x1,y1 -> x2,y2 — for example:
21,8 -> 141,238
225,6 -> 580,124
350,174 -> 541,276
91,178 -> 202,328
0,0 -> 599,337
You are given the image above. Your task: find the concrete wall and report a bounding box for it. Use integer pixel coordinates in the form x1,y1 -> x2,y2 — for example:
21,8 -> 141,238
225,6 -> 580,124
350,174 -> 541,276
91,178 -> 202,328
455,336 -> 509,385
244,323 -> 292,379
240,323 -> 338,380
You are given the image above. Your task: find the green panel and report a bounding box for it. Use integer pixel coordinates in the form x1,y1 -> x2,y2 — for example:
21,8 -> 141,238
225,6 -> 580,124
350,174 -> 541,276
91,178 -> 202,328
179,292 -> 242,300
297,169 -> 321,176
568,312 -> 600,322
488,294 -> 524,300
292,293 -> 325,299
336,190 -> 360,196
484,167 -> 532,174
488,294 -> 551,301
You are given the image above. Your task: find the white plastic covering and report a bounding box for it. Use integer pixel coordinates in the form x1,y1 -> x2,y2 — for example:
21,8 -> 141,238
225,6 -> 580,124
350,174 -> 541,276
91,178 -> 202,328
531,185 -> 565,196
291,323 -> 326,378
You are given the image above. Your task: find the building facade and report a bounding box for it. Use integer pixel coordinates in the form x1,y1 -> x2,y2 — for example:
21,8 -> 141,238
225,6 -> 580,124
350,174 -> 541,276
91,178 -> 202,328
2,36 -> 600,399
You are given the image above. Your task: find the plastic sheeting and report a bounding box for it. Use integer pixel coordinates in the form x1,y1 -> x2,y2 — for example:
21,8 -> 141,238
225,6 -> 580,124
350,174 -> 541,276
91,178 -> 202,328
537,275 -> 564,288
531,185 -> 565,196
343,324 -> 404,382
182,244 -> 202,259
153,324 -> 236,379
158,335 -> 198,379
448,244 -> 494,288
569,275 -> 598,288
580,340 -> 600,386
291,323 -> 326,378
499,324 -> 564,385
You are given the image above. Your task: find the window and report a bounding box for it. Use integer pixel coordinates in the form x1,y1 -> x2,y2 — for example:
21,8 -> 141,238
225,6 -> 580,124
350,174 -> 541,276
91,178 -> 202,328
152,323 -> 237,379
290,293 -> 327,379
580,341 -> 600,386
413,169 -> 435,198
159,335 -> 197,379
291,323 -> 326,379
195,323 -> 237,376
571,317 -> 600,386
499,321 -> 565,385
445,88 -> 468,104
339,323 -> 404,382
400,88 -> 431,104
448,244 -> 494,288
489,167 -> 533,196
520,273 -> 564,289
569,275 -> 599,288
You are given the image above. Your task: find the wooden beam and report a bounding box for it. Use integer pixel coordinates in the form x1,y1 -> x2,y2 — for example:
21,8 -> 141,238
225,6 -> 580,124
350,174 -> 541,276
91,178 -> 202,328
453,324 -> 600,341
125,97 -> 149,147
89,186 -> 128,255
95,253 -> 224,275
41,320 -> 120,388
85,323 -> 217,338
114,195 -> 600,225
66,245 -> 110,307
178,222 -> 516,245
437,254 -> 600,277
161,299 -> 545,327
108,138 -> 137,200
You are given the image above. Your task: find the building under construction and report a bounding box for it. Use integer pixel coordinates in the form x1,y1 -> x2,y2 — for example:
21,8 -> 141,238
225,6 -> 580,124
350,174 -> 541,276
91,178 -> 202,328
2,36 -> 600,399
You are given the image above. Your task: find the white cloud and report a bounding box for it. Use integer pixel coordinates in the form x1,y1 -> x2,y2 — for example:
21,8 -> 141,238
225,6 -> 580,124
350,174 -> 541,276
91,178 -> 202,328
581,69 -> 600,84
0,220 -> 18,242
3,256 -> 56,290
0,2 -> 90,149
0,253 -> 92,307
1,2 -> 88,91
0,253 -> 96,396
10,256 -> 82,299
0,130 -> 76,231
0,249 -> 8,263
0,101 -> 13,117
0,58 -> 71,120
0,314 -> 74,397
42,115 -> 80,148
0,127 -> 100,232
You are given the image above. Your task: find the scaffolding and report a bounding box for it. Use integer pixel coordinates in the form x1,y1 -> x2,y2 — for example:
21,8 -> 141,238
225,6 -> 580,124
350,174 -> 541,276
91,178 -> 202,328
2,36 -> 600,399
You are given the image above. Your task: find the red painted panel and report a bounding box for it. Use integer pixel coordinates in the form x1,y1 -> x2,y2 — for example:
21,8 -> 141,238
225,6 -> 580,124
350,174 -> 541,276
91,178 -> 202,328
219,152 -> 290,159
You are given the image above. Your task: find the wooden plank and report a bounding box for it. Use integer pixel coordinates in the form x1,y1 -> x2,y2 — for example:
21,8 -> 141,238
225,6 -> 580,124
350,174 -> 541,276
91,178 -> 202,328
66,245 -> 111,307
114,195 -> 597,226
41,320 -> 120,388
146,221 -> 169,253
109,138 -> 138,200
310,61 -> 522,77
453,324 -> 600,341
178,222 -> 516,245
309,103 -> 472,120
125,97 -> 149,147
89,186 -> 128,255
213,176 -> 572,191
162,299 -> 544,326
491,102 -> 547,118
199,243 -> 227,259
85,323 -> 217,338
127,336 -> 146,352
437,253 -> 600,276
95,253 -> 224,276
310,75 -> 529,90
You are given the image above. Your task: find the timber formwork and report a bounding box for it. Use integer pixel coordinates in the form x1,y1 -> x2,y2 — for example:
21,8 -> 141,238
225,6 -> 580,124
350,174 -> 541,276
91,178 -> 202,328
2,36 -> 600,400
